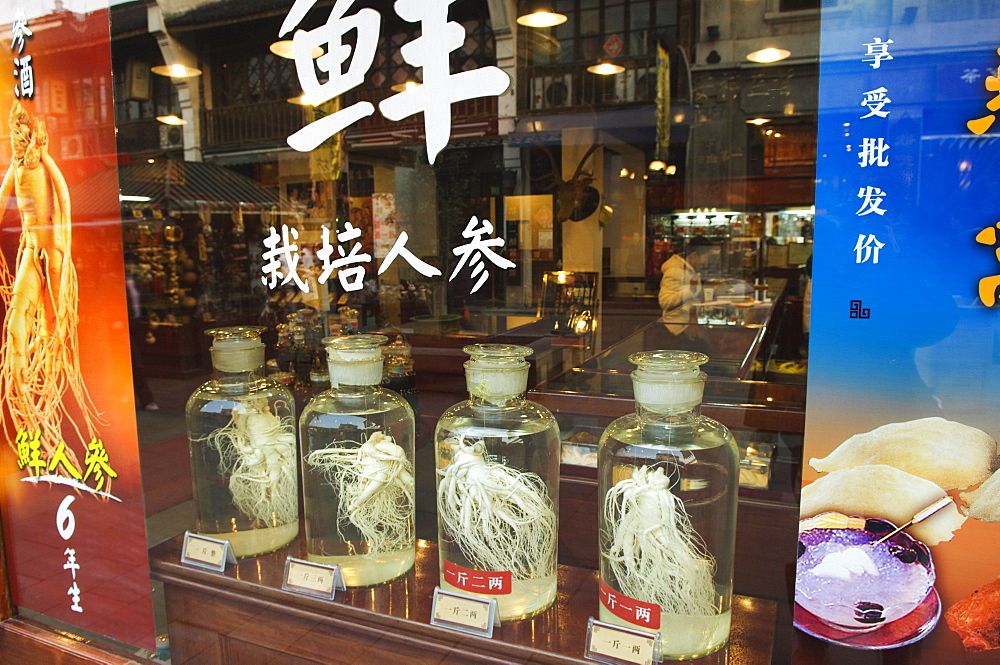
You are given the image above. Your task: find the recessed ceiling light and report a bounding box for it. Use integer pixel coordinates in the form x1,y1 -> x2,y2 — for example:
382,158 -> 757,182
587,61 -> 625,75
268,40 -> 324,60
390,80 -> 421,93
747,118 -> 771,125
150,64 -> 202,78
746,47 -> 791,64
516,10 -> 567,28
156,114 -> 186,125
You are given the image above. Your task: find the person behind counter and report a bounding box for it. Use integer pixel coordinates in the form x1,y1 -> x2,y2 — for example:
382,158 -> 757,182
658,237 -> 714,331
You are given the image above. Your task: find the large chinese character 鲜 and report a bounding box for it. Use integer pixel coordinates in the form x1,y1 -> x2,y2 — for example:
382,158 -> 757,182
280,0 -> 380,151
378,0 -> 511,164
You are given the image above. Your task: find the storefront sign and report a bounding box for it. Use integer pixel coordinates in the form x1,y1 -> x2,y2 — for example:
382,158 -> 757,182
0,1 -> 155,650
801,4 -> 1000,658
261,214 -> 514,295
280,0 -> 510,164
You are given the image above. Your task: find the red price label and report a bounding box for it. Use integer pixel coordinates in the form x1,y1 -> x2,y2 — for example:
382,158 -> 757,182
443,560 -> 512,595
600,578 -> 661,630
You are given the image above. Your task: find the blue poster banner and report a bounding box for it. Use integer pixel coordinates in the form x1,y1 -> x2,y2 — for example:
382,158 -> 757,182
799,6 -> 1000,657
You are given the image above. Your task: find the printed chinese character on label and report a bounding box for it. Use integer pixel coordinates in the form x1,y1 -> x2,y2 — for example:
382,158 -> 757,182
431,588 -> 495,635
443,560 -> 512,595
586,621 -> 658,665
599,578 -> 661,629
284,558 -> 337,596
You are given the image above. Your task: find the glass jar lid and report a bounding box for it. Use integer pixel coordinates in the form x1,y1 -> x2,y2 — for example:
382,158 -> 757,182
206,326 -> 266,372
464,344 -> 532,402
324,334 -> 388,385
629,350 -> 708,412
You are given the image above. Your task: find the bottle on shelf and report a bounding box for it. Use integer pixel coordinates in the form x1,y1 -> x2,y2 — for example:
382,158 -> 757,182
186,326 -> 299,558
299,334 -> 416,586
598,351 -> 739,660
435,344 -> 560,621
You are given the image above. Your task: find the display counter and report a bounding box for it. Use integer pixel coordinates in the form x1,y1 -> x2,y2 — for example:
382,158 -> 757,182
149,536 -> 777,665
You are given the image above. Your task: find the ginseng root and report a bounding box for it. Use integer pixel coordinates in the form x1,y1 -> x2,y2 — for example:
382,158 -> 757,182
307,431 -> 414,555
201,400 -> 298,528
437,436 -> 556,580
601,465 -> 718,616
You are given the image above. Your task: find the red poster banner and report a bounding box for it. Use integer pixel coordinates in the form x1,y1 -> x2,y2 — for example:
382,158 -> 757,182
0,2 -> 155,650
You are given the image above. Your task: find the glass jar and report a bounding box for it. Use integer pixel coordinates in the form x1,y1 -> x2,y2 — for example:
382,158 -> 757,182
186,326 -> 299,558
598,351 -> 739,660
435,344 -> 560,621
299,334 -> 416,586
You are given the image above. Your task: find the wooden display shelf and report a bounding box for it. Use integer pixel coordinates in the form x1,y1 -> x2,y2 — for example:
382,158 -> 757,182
150,537 -> 777,665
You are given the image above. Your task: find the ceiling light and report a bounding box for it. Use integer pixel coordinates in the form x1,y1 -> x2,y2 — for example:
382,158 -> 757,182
516,2 -> 567,28
120,195 -> 153,202
746,47 -> 790,64
150,64 -> 202,78
268,40 -> 324,59
390,80 -> 421,93
587,61 -> 625,75
772,132 -> 783,138
747,118 -> 771,125
648,160 -> 667,171
287,94 -> 315,106
665,165 -> 677,175
156,114 -> 186,125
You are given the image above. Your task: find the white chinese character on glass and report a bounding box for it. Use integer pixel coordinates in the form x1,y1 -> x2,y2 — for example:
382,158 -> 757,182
67,582 -> 83,613
862,37 -> 893,69
63,548 -> 80,577
456,571 -> 469,585
962,68 -> 983,84
854,234 -> 885,264
377,231 -> 442,278
261,224 -> 309,291
634,607 -> 652,623
860,87 -> 891,119
488,576 -> 503,590
856,186 -> 887,216
11,8 -> 31,53
280,0 -> 380,151
450,216 -> 516,294
858,138 -> 890,167
14,54 -> 33,99
317,222 -> 372,292
378,0 -> 511,165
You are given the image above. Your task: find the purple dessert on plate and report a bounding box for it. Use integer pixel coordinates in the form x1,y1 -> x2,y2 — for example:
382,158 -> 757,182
795,512 -> 935,631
